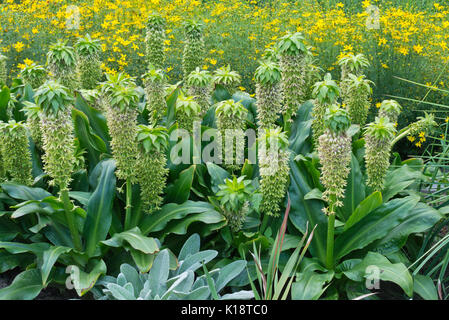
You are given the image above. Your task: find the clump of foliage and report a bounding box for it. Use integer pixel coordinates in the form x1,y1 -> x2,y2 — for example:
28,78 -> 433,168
75,34 -> 102,89
258,127 -> 290,217
20,62 -> 47,89
136,125 -> 169,214
186,67 -> 213,117
364,117 -> 396,192
143,65 -> 167,125
254,60 -> 282,129
0,120 -> 33,185
46,40 -> 78,89
182,19 -> 205,81
145,12 -> 166,69
213,65 -> 241,95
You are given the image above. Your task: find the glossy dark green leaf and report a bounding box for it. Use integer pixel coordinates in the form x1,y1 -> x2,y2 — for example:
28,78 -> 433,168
165,165 -> 195,204
0,269 -> 43,300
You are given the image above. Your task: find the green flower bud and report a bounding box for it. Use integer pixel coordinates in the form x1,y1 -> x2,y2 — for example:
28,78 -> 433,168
311,73 -> 340,146
182,20 -> 205,80
364,117 -> 396,191
258,127 -> 290,217
213,65 -> 241,95
186,67 -> 213,117
255,61 -> 282,129
378,99 -> 402,124
46,40 -> 78,90
276,32 -> 308,117
102,74 -> 139,182
175,94 -> 201,133
20,62 -> 47,89
342,74 -> 373,127
318,105 -> 352,214
215,99 -> 248,171
35,81 -> 76,190
216,175 -> 254,231
143,65 -> 167,125
75,34 -> 102,89
136,125 -> 169,213
0,121 -> 33,185
145,13 -> 166,69
0,55 -> 6,85
22,101 -> 43,149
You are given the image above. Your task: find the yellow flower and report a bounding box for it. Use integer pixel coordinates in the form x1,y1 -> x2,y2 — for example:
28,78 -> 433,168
415,142 -> 422,148
31,28 -> 38,34
209,58 -> 217,65
407,136 -> 415,142
239,86 -> 246,91
375,102 -> 381,108
413,44 -> 423,54
13,41 -> 25,52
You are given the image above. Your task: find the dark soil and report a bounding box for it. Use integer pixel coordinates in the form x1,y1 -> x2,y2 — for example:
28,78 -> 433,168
0,268 -> 82,300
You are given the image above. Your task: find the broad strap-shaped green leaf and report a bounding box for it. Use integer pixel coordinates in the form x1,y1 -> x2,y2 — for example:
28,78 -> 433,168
40,246 -> 72,286
0,241 -> 50,254
165,165 -> 195,204
340,154 -> 365,222
383,164 -> 425,202
344,191 -> 382,231
0,269 -> 43,300
101,227 -> 159,254
83,159 -> 116,257
335,195 -> 419,260
71,259 -> 107,297
206,162 -> 230,193
413,274 -> 438,300
343,251 -> 413,297
1,183 -> 52,201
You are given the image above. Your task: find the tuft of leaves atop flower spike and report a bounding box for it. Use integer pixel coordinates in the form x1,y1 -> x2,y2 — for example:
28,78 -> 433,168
20,62 -> 47,89
75,34 -> 101,57
337,53 -> 370,75
324,104 -> 351,134
143,64 -> 166,83
378,99 -> 402,123
137,125 -> 169,154
34,80 -> 73,117
276,32 -> 307,56
47,40 -> 76,68
213,65 -> 241,90
365,117 -> 396,141
186,67 -> 212,87
183,19 -> 204,38
258,127 -> 289,151
215,99 -> 247,120
312,73 -> 340,105
146,12 -> 165,29
255,61 -> 282,85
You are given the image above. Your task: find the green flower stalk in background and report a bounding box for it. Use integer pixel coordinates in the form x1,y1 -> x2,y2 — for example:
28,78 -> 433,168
136,125 -> 169,216
20,62 -> 47,89
0,121 -> 33,185
364,117 -> 396,192
392,112 -> 437,146
276,32 -> 308,132
143,65 -> 167,125
215,99 -> 248,171
212,65 -> 241,95
101,73 -> 140,229
175,94 -> 201,133
216,175 -> 254,232
317,105 -> 352,269
0,54 -> 7,85
22,101 -> 43,149
186,67 -> 213,117
46,40 -> 78,90
182,20 -> 205,81
304,59 -> 323,102
337,53 -> 370,98
145,13 -> 166,69
342,74 -> 373,128
311,73 -> 340,147
258,127 -> 290,217
254,60 -> 282,129
34,80 -> 81,250
378,99 -> 402,124
75,34 -> 102,89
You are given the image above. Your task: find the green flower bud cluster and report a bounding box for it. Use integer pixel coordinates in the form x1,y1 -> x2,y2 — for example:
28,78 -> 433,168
101,73 -> 140,182
215,99 -> 248,171
378,99 -> 402,124
145,13 -> 166,69
213,65 -> 241,95
186,67 -> 213,117
46,40 -> 78,90
276,32 -> 308,118
318,105 -> 352,215
311,73 -> 340,146
75,34 -> 103,89
364,117 -> 396,192
258,127 -> 290,217
343,74 -> 373,127
182,20 -> 205,80
143,65 -> 167,125
216,175 -> 254,231
337,53 -> 370,97
136,125 -> 169,213
0,121 -> 33,185
255,61 -> 283,129
22,101 -> 43,149
35,80 -> 76,190
175,94 -> 201,133
0,55 -> 7,85
20,62 -> 47,89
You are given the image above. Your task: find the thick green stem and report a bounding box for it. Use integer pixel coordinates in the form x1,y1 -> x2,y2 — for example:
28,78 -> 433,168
124,178 -> 133,230
61,189 -> 82,251
283,112 -> 292,137
391,128 -> 411,147
326,198 -> 336,270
